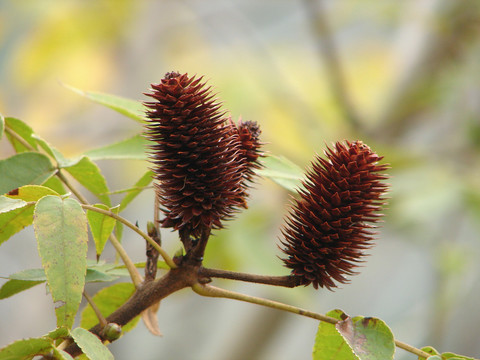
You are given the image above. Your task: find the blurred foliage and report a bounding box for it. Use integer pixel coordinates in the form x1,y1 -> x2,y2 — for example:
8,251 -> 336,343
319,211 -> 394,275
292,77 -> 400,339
1,1 -> 480,359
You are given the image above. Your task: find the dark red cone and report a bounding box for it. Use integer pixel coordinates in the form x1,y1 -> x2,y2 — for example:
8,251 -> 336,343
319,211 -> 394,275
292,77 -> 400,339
144,72 -> 261,239
280,141 -> 389,290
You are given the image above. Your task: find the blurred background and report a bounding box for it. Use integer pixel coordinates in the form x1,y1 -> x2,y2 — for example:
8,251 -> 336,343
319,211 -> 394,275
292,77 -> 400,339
1,0 -> 480,359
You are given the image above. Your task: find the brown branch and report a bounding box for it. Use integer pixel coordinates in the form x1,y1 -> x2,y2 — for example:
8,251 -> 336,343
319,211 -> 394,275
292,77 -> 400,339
199,267 -> 301,288
64,266 -> 198,357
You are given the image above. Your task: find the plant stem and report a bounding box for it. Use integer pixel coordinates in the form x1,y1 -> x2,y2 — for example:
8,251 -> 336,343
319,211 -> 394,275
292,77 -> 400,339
81,204 -> 177,269
83,290 -> 107,327
109,233 -> 144,287
56,170 -> 90,204
192,283 -> 337,323
4,126 -> 37,151
64,266 -> 197,357
192,283 -> 432,359
199,267 -> 300,287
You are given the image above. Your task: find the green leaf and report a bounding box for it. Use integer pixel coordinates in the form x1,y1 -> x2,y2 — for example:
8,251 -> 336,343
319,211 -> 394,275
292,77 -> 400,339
0,197 -> 27,214
32,134 -> 71,167
80,282 -> 140,333
42,176 -> 67,195
70,327 -> 114,360
438,352 -> 477,360
8,265 -> 119,284
336,315 -> 395,360
119,170 -> 153,211
107,261 -> 169,277
0,279 -> 44,299
43,327 -> 69,341
65,84 -> 145,123
0,185 -> 59,245
52,348 -> 75,360
4,117 -> 38,153
0,152 -> 56,195
257,154 -> 304,192
8,268 -> 47,281
86,204 -> 118,257
0,338 -> 53,360
34,196 -> 88,329
84,268 -> 119,283
63,156 -> 111,206
313,309 -> 358,360
421,346 -> 440,357
84,134 -> 149,161
115,220 -> 123,242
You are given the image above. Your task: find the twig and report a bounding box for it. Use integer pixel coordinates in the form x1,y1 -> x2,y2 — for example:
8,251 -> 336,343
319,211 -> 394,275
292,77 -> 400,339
109,233 -> 144,287
56,170 -> 90,205
145,221 -> 161,281
64,267 -> 197,357
83,290 -> 107,327
199,267 -> 301,288
4,126 -> 37,152
186,227 -> 211,264
192,283 -> 432,359
80,204 -> 177,269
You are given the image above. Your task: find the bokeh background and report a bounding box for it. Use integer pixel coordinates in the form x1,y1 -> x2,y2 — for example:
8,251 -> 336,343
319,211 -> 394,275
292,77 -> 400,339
1,1 -> 480,359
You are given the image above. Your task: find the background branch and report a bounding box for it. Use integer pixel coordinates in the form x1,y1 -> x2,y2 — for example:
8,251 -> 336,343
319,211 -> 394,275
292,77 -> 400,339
302,0 -> 362,130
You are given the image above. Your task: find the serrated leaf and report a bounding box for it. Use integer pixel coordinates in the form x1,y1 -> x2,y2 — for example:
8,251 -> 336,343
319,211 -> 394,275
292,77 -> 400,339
0,185 -> 59,245
63,156 -> 111,206
70,327 -> 114,360
0,279 -> 43,299
43,327 -> 69,341
0,152 -> 56,195
257,154 -> 304,192
119,170 -> 153,211
336,315 -> 395,360
0,338 -> 53,360
84,134 -> 149,161
65,84 -> 145,123
0,197 -> 27,214
313,309 -> 358,360
8,266 -> 119,284
80,282 -> 140,333
87,204 -> 118,257
34,196 -> 88,329
4,117 -> 38,153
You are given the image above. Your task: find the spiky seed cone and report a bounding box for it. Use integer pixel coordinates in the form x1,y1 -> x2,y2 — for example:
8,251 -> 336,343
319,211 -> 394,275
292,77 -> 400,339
280,140 -> 389,290
226,119 -> 264,208
144,72 -> 248,238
